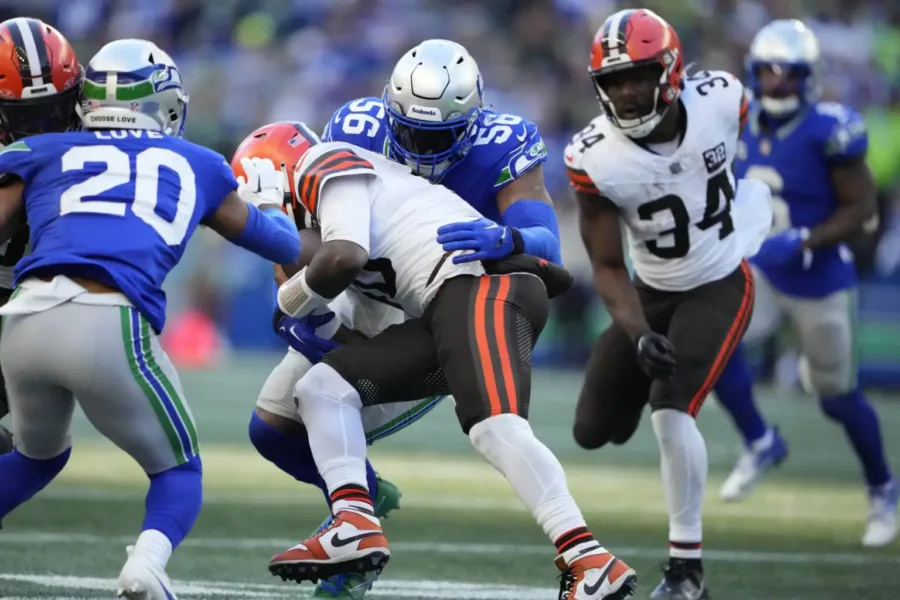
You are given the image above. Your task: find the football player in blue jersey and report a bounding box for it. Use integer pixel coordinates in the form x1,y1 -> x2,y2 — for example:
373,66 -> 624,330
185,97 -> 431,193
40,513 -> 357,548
0,39 -> 302,599
0,17 -> 84,458
249,39 -> 563,598
713,20 -> 898,546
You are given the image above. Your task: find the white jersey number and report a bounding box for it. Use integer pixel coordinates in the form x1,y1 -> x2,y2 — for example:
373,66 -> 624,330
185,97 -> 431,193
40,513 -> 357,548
638,171 -> 735,258
60,145 -> 197,246
341,98 -> 384,138
473,114 -> 524,147
743,165 -> 790,233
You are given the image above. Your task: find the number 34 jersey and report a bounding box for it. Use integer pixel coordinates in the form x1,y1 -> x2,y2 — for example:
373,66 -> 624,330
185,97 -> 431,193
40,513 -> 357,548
294,141 -> 484,318
0,130 -> 238,333
565,70 -> 758,292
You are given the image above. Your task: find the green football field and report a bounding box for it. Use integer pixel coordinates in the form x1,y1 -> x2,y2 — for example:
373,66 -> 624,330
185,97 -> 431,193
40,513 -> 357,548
1,354 -> 899,599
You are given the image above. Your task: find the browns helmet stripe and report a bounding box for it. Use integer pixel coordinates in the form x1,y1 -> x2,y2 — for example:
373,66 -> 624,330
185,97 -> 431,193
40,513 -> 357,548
291,122 -> 320,146
7,18 -> 46,86
602,9 -> 634,58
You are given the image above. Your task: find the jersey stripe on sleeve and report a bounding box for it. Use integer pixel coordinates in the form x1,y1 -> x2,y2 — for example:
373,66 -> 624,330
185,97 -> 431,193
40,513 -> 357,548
297,149 -> 374,217
565,165 -> 600,195
739,90 -> 750,131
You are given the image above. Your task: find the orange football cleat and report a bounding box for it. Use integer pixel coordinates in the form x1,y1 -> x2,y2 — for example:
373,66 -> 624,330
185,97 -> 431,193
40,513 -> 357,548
269,510 -> 390,584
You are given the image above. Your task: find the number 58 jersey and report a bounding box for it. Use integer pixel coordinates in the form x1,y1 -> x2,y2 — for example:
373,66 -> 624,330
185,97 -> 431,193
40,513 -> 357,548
565,71 -> 758,292
294,141 -> 485,317
0,130 -> 238,333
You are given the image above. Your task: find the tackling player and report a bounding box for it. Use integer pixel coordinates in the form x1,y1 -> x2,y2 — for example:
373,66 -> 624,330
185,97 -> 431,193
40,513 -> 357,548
0,17 -> 83,456
0,39 -> 301,600
235,123 -> 638,600
564,9 -> 772,600
714,20 -> 898,547
248,39 -> 562,598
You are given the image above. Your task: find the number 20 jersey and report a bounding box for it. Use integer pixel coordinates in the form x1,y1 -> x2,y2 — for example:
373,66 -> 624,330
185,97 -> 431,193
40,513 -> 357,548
295,141 -> 485,318
0,131 -> 238,333
564,71 -> 749,292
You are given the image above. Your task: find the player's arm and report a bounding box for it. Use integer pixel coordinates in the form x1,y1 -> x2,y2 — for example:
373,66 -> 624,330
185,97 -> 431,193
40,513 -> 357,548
494,164 -> 562,264
0,176 -> 24,243
804,123 -> 878,249
576,190 -> 650,339
277,175 -> 372,317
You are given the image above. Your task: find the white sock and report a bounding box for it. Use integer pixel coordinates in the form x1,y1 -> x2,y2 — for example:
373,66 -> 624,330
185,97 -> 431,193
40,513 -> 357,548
294,363 -> 371,514
651,408 -> 707,560
469,414 -> 603,563
133,529 -> 172,571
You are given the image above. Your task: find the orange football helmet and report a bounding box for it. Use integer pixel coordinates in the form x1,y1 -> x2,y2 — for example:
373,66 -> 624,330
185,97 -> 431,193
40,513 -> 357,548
231,121 -> 321,227
0,17 -> 82,144
589,9 -> 684,138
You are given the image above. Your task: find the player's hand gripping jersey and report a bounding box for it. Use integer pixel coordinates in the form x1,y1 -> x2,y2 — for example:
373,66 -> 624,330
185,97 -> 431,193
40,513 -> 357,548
737,101 -> 868,297
294,140 -> 486,317
565,71 -> 768,291
322,97 -> 548,222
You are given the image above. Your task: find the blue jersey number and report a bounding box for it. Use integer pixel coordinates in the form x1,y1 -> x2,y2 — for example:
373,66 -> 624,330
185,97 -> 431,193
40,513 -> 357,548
60,146 -> 196,246
472,114 -> 523,146
340,98 -> 384,138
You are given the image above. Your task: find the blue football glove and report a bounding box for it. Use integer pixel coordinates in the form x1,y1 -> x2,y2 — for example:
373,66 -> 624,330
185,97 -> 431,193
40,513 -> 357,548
436,217 -> 515,264
274,309 -> 341,364
753,227 -> 812,269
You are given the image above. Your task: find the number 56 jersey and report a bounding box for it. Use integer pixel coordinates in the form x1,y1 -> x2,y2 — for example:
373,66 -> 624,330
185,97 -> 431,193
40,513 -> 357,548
565,71 -> 764,292
294,141 -> 485,317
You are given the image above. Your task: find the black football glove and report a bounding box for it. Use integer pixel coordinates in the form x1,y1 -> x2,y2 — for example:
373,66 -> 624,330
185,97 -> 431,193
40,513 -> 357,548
634,331 -> 676,380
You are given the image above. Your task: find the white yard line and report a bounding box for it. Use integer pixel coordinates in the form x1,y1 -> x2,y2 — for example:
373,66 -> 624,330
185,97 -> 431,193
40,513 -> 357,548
2,531 -> 898,566
0,573 -> 556,599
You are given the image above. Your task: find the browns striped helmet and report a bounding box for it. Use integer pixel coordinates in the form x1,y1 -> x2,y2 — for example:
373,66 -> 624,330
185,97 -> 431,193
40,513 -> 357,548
0,18 -> 82,144
231,121 -> 321,228
589,9 -> 684,139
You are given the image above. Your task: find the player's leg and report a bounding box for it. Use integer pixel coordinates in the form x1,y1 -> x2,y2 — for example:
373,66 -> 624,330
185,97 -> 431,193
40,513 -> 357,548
429,274 -> 636,600
0,287 -> 17,454
573,323 -> 650,450
57,304 -> 202,600
717,266 -> 789,501
788,288 -> 897,547
0,311 -> 75,525
268,318 -> 442,583
648,262 -> 754,600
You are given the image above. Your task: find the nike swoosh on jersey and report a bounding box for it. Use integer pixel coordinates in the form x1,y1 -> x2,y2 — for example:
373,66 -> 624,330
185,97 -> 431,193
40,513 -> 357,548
583,557 -> 618,596
330,531 -> 382,547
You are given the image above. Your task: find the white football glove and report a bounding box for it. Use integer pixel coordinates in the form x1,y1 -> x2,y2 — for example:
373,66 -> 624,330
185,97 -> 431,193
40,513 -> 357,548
236,157 -> 285,208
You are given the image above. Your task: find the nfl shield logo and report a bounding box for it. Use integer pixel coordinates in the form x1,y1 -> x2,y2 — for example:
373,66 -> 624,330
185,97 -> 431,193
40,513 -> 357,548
759,138 -> 771,156
130,102 -> 141,112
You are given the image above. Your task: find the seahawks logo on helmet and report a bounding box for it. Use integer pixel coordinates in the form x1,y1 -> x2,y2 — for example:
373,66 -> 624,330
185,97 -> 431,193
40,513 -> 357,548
151,66 -> 183,94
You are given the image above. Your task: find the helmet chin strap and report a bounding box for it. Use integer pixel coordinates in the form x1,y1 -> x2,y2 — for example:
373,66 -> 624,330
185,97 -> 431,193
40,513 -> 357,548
760,95 -> 800,117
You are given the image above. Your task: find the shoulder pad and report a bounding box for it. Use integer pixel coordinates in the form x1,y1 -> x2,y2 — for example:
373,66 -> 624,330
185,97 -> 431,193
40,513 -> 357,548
563,117 -> 609,195
470,111 -> 547,188
295,142 -> 375,217
812,102 -> 868,160
322,97 -> 387,152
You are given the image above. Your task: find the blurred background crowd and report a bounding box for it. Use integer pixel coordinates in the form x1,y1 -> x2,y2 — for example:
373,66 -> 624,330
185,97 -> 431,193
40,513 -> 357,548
5,0 -> 900,385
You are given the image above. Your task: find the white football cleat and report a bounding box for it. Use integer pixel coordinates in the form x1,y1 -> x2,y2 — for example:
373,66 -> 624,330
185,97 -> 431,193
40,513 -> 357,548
863,479 -> 899,548
117,545 -> 178,600
720,427 -> 788,502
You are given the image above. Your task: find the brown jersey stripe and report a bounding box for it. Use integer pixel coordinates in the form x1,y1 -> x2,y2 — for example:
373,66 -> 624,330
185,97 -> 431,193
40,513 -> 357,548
298,150 -> 374,216
565,166 -> 600,194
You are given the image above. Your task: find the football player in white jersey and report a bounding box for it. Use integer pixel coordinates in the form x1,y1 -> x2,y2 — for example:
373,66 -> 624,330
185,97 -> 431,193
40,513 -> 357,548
0,18 -> 83,456
563,9 -> 771,600
233,123 -> 639,600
